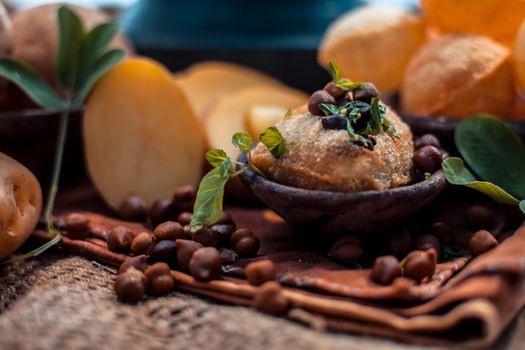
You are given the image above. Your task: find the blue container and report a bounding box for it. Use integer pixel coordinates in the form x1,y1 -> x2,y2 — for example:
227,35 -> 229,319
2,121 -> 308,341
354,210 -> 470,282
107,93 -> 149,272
122,0 -> 362,91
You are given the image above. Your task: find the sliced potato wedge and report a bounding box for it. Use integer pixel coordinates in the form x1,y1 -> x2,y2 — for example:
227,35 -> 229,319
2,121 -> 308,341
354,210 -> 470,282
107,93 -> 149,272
205,84 -> 307,160
175,61 -> 282,119
246,105 -> 289,140
84,58 -> 205,209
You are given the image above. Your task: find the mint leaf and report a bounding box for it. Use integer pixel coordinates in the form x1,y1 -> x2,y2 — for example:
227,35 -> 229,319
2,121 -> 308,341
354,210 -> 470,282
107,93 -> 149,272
190,158 -> 233,230
75,21 -> 120,90
71,49 -> 125,107
260,126 -> 285,158
0,58 -> 63,109
443,157 -> 519,205
328,61 -> 340,82
57,6 -> 85,89
520,200 -> 525,215
335,80 -> 366,91
232,132 -> 252,152
367,96 -> 382,135
206,149 -> 228,168
318,103 -> 339,116
455,115 -> 525,199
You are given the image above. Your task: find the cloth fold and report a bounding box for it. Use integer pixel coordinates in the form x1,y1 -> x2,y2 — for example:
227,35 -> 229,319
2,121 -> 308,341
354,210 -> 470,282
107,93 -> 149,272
3,185 -> 525,348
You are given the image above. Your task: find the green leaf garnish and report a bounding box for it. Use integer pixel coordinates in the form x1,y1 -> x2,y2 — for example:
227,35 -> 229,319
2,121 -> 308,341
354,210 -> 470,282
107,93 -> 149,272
520,200 -> 525,215
206,149 -> 228,168
190,158 -> 233,230
319,103 -> 340,116
443,157 -> 519,205
328,61 -> 340,82
71,49 -> 125,107
260,126 -> 285,158
455,115 -> 525,199
0,5 -> 124,263
335,80 -> 366,91
0,58 -> 64,109
232,132 -> 252,152
57,6 -> 85,89
75,21 -> 120,89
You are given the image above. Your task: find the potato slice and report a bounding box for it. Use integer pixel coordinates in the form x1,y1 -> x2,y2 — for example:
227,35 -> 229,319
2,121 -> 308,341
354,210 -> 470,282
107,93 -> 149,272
318,6 -> 425,94
205,85 -> 307,160
401,34 -> 514,119
84,58 -> 205,209
246,105 -> 289,140
0,152 -> 42,260
175,61 -> 282,119
421,0 -> 525,46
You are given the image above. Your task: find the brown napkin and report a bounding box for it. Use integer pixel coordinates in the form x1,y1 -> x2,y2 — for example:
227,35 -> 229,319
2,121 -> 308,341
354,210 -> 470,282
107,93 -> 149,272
32,186 -> 525,348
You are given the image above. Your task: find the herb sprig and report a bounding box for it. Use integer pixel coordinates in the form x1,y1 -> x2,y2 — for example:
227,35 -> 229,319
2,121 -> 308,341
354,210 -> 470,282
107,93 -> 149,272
323,62 -> 399,148
0,6 -> 125,263
442,115 -> 525,215
190,127 -> 284,230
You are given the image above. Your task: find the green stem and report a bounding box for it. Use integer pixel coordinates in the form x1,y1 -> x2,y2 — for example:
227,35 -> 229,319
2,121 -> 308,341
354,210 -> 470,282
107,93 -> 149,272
44,108 -> 69,234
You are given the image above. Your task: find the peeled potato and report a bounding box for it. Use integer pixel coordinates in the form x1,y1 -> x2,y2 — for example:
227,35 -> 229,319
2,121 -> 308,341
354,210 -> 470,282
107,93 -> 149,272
421,0 -> 525,46
318,6 -> 425,94
84,58 -> 205,209
401,34 -> 514,119
205,85 -> 307,160
175,61 -> 282,119
11,4 -> 133,91
246,105 -> 289,140
0,152 -> 42,260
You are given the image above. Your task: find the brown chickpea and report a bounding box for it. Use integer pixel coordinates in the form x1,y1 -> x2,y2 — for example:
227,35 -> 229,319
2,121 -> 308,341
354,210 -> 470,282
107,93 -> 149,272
370,255 -> 401,285
188,247 -> 221,281
254,281 -> 290,316
108,226 -> 133,252
245,260 -> 277,286
154,221 -> 185,241
65,213 -> 90,240
130,232 -> 155,255
468,230 -> 498,257
308,90 -> 336,115
149,198 -> 173,226
114,267 -> 147,303
119,194 -> 148,222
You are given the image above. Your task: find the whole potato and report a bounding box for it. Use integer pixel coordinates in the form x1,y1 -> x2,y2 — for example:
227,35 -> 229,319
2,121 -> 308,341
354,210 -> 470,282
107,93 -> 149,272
0,152 -> 42,260
11,4 -> 133,92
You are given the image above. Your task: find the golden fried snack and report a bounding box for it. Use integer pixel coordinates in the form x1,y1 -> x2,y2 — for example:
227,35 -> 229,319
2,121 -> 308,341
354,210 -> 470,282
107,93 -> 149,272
420,0 -> 525,46
251,105 -> 413,192
401,34 -> 514,119
318,6 -> 425,94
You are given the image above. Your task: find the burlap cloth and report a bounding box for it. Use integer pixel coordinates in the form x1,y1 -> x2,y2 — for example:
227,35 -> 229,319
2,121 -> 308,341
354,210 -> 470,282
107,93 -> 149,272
0,255 -> 523,350
1,186 -> 525,349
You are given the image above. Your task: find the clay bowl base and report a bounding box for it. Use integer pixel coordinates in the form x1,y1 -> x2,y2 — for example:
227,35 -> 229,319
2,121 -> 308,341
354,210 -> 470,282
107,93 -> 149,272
238,151 -> 447,236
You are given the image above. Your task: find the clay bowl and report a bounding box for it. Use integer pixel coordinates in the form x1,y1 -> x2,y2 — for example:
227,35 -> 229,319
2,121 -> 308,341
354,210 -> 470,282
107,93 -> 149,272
237,152 -> 447,236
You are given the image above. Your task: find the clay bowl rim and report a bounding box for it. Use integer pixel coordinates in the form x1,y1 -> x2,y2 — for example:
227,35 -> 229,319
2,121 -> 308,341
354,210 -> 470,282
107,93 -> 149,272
237,151 -> 447,206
